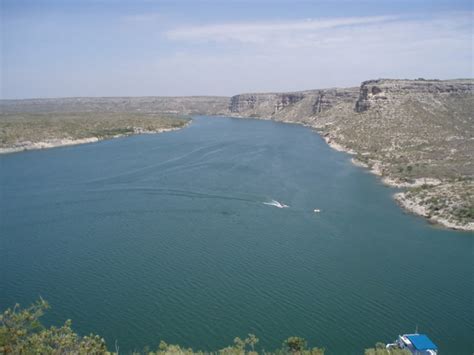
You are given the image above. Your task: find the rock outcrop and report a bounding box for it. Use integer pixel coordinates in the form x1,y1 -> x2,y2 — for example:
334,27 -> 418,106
355,79 -> 473,112
229,93 -> 305,115
228,88 -> 359,124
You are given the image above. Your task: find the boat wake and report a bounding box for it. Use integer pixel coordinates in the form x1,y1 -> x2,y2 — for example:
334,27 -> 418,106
263,199 -> 289,208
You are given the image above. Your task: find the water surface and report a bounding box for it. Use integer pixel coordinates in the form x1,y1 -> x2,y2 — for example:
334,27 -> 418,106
1,116 -> 472,354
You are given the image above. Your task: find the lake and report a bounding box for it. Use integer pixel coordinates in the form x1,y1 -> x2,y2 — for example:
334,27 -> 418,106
1,116 -> 472,354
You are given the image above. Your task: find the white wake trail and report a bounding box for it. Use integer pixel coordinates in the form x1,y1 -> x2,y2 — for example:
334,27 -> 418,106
263,199 -> 289,208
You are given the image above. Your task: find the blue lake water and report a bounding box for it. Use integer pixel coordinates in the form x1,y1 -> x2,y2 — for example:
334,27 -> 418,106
0,116 -> 472,354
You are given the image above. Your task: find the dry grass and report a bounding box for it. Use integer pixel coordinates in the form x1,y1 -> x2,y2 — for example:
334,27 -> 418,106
0,112 -> 189,147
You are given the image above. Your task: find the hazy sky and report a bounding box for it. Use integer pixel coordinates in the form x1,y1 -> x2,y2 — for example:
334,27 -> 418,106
1,0 -> 473,99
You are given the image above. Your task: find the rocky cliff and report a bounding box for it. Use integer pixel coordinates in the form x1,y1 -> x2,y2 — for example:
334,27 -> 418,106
355,79 -> 473,112
229,92 -> 306,115
228,89 -> 359,124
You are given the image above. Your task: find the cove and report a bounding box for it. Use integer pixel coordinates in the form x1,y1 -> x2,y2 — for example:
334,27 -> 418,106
1,116 -> 472,354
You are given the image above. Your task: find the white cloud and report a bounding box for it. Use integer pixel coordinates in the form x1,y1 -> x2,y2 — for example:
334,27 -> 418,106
164,13 -> 473,51
165,16 -> 397,44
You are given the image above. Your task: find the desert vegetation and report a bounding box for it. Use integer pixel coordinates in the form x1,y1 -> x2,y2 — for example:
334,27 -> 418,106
0,112 -> 189,152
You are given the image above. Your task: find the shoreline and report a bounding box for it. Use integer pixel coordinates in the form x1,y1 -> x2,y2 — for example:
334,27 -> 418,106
340,146 -> 472,231
230,115 -> 473,232
394,192 -> 474,231
0,126 -> 186,155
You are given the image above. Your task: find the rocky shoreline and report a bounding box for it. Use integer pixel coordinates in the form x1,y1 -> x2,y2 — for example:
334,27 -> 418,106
0,112 -> 190,155
0,126 -> 186,155
322,134 -> 473,232
346,148 -> 473,232
393,192 -> 474,231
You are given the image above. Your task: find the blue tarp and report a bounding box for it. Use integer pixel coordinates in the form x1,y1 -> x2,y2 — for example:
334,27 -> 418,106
406,334 -> 438,350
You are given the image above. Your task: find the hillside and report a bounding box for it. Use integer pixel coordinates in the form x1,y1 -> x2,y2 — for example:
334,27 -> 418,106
0,112 -> 190,154
0,96 -> 229,115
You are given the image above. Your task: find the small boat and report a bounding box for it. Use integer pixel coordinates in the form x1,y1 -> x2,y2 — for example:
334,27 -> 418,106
386,333 -> 438,355
313,209 -> 321,213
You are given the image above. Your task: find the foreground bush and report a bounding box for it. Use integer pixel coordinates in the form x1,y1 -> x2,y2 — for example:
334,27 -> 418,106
364,342 -> 410,355
1,299 -> 407,354
0,298 -> 107,354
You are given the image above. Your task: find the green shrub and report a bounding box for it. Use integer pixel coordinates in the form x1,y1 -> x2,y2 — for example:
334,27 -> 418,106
0,298 -> 108,354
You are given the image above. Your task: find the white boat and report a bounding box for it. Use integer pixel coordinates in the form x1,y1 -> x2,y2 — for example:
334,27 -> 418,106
386,333 -> 438,355
313,209 -> 321,213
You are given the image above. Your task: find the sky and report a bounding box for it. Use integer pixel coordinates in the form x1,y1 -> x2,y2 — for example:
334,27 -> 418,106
1,0 -> 473,99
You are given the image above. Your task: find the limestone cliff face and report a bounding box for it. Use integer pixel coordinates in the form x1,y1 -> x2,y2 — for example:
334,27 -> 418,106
229,93 -> 304,115
228,88 -> 358,122
355,79 -> 474,112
